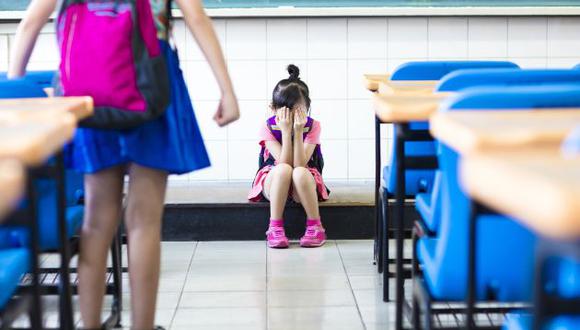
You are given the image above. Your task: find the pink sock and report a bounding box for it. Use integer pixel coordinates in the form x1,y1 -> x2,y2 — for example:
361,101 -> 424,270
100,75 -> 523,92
270,219 -> 284,227
306,219 -> 321,227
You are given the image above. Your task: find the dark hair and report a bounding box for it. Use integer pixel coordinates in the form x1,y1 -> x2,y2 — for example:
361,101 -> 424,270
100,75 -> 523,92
271,64 -> 311,112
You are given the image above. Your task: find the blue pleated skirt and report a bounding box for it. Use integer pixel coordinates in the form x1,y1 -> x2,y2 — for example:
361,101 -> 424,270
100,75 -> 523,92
66,41 -> 211,175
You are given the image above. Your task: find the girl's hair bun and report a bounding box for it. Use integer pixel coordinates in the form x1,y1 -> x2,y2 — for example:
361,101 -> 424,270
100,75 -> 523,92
287,64 -> 300,80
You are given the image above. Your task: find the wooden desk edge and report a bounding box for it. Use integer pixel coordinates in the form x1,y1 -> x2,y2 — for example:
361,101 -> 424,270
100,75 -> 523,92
2,114 -> 78,166
429,112 -> 480,155
373,93 -> 442,123
363,74 -> 390,92
461,155 -> 580,239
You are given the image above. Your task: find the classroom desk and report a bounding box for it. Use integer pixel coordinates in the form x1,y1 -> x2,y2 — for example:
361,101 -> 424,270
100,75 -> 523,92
430,110 -> 580,330
0,96 -> 93,330
364,74 -> 391,92
371,88 -> 442,330
462,149 -> 580,240
430,109 -> 580,155
0,116 -> 76,166
0,96 -> 93,122
378,80 -> 439,95
0,160 -> 24,221
461,147 -> 580,330
370,86 -> 448,270
373,93 -> 450,122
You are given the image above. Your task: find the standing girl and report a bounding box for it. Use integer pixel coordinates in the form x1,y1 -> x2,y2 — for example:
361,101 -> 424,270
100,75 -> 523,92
248,65 -> 329,249
9,0 -> 239,329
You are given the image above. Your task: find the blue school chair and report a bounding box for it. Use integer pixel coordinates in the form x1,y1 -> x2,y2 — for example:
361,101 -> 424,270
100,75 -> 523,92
378,60 -> 519,302
4,75 -> 123,329
437,69 -> 580,92
502,255 -> 580,330
0,78 -> 84,329
390,61 -> 519,81
0,79 -> 84,250
0,248 -> 31,324
418,73 -> 580,235
503,314 -> 580,330
412,84 -> 580,329
384,61 -> 519,198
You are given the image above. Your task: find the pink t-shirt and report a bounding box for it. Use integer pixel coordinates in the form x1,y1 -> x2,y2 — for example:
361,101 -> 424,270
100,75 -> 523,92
258,119 -> 321,146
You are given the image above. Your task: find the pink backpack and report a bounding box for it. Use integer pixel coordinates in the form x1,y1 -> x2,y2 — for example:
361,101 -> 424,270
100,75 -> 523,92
56,0 -> 171,129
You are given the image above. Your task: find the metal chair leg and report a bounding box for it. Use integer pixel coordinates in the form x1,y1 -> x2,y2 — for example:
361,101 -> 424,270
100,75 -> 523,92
110,229 -> 123,328
381,188 -> 390,302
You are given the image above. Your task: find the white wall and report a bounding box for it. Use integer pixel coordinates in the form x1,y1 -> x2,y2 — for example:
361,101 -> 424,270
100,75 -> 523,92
1,17 -> 580,184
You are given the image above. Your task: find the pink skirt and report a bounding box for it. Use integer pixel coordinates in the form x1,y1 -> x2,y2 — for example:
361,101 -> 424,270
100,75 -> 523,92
248,165 -> 330,202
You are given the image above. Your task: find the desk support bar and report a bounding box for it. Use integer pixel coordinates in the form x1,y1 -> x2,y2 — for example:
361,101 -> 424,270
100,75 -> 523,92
466,200 -> 479,330
55,152 -> 75,330
26,170 -> 43,330
395,123 -> 406,330
375,116 -> 383,273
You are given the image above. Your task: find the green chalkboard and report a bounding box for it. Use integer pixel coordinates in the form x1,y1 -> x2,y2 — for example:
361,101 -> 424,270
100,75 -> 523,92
2,0 -> 580,11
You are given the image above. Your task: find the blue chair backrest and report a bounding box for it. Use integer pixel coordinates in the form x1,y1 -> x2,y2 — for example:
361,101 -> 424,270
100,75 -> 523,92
0,71 -> 55,89
432,85 -> 580,300
0,79 -> 47,98
385,61 -> 519,195
437,69 -> 580,92
391,61 -> 519,81
443,84 -> 580,110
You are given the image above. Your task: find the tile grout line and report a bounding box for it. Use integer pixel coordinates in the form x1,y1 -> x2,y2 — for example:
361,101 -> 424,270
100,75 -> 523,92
168,241 -> 199,329
335,240 -> 367,330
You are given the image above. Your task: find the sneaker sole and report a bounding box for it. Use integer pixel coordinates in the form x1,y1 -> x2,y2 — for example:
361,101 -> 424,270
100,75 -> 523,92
300,241 -> 326,248
268,242 -> 289,249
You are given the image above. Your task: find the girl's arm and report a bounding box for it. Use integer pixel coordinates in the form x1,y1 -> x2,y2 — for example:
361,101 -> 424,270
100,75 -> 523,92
175,0 -> 239,127
293,136 -> 316,168
8,0 -> 57,78
293,109 -> 316,168
264,107 -> 293,166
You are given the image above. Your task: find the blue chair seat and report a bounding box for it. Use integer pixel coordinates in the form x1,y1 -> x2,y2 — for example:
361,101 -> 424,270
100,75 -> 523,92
415,171 -> 441,233
382,166 -> 435,197
503,313 -> 580,330
415,193 -> 433,225
417,214 -> 536,301
3,176 -> 84,251
544,256 -> 580,299
0,205 -> 83,251
0,248 -> 30,308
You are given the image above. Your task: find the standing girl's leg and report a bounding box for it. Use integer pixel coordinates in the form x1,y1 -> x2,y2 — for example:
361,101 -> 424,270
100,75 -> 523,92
291,167 -> 326,247
78,166 -> 125,328
124,163 -> 168,330
262,163 -> 293,248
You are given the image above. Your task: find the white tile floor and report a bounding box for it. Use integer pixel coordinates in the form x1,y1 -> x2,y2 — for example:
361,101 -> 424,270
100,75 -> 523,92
28,240 -> 409,330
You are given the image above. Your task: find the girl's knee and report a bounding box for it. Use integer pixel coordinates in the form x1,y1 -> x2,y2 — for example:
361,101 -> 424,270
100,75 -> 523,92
273,163 -> 293,177
125,206 -> 163,233
292,167 -> 314,186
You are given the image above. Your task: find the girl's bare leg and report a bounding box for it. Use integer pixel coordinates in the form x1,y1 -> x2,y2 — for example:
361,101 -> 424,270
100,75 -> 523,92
262,163 -> 293,219
124,163 -> 168,330
79,166 -> 125,328
291,167 -> 320,220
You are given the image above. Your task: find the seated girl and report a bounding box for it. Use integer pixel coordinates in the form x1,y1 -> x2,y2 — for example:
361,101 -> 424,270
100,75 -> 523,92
248,65 -> 329,249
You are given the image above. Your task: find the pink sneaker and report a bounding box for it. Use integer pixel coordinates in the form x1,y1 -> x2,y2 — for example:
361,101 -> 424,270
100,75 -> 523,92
300,225 -> 326,248
266,226 -> 289,249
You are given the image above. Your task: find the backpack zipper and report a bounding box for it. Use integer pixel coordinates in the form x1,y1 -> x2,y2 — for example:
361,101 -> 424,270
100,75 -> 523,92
64,11 -> 78,81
